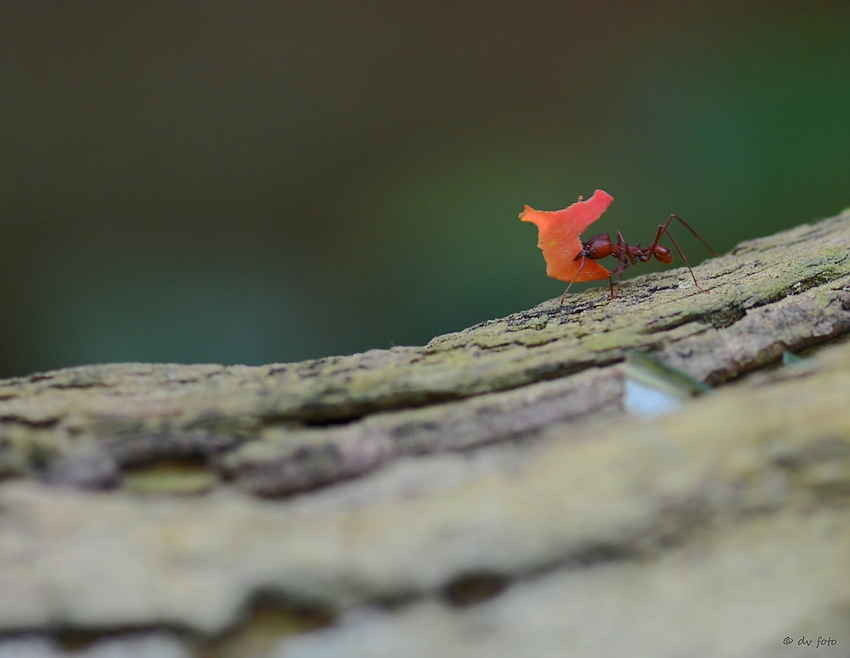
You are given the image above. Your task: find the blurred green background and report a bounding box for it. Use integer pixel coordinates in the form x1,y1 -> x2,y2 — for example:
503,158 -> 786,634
1,2 -> 849,377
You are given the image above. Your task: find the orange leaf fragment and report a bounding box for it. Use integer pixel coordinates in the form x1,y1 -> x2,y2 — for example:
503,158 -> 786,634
519,189 -> 614,283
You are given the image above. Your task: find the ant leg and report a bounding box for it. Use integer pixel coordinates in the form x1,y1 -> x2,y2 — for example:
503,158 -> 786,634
608,231 -> 633,279
668,214 -> 718,256
649,215 -> 717,256
617,231 -> 638,266
560,255 -> 587,305
605,234 -> 633,299
651,219 -> 707,292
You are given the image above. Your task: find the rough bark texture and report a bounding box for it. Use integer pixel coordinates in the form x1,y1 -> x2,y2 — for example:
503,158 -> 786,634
1,211 -> 850,657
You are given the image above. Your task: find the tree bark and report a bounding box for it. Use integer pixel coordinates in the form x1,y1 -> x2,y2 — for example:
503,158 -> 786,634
1,211 -> 850,657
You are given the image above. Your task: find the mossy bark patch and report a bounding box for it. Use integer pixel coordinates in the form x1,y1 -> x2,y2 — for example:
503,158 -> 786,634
1,212 -> 850,656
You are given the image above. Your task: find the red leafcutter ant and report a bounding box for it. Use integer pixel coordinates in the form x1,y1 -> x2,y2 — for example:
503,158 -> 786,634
520,189 -> 717,304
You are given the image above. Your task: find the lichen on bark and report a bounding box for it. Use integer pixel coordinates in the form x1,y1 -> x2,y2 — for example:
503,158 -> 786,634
2,211 -> 850,495
2,211 -> 850,656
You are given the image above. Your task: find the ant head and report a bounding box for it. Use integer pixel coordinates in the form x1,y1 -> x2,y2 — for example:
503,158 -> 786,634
654,245 -> 673,264
581,234 -> 613,260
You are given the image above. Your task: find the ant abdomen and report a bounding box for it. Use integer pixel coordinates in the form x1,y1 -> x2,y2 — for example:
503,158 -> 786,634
653,245 -> 673,264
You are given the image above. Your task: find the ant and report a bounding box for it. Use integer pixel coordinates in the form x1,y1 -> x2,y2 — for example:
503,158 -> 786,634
560,214 -> 718,305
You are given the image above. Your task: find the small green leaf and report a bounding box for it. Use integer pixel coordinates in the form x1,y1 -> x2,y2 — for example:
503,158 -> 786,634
782,351 -> 807,365
624,351 -> 712,417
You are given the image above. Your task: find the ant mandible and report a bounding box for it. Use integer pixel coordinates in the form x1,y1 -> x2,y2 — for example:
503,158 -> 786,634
561,214 -> 718,305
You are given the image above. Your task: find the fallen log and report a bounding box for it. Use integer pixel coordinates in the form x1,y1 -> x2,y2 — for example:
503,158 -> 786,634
1,210 -> 850,657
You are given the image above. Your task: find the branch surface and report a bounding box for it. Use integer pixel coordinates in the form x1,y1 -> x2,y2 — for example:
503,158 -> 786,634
1,211 -> 850,656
